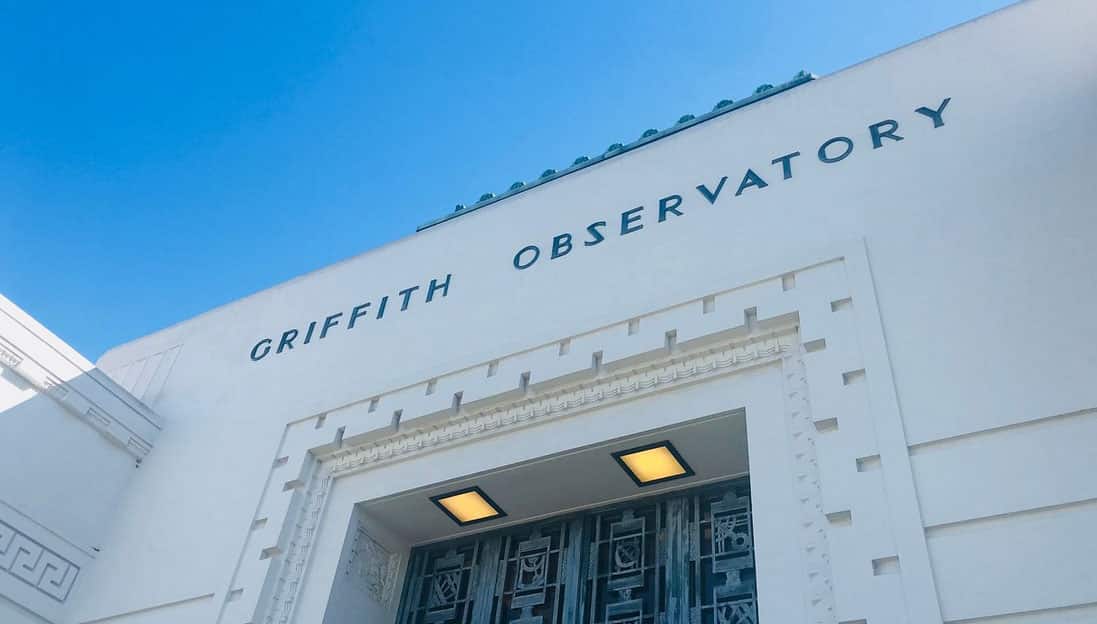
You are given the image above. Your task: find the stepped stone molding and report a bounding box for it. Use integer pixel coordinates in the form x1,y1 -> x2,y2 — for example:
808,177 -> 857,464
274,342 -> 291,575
230,243 -> 942,624
0,517 -> 80,602
781,350 -> 837,624
0,297 -> 161,461
0,335 -> 156,461
262,457 -> 330,624
258,333 -> 795,624
326,335 -> 793,475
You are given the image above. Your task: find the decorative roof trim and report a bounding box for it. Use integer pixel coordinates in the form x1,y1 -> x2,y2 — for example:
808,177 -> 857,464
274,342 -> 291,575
417,71 -> 814,232
0,295 -> 161,461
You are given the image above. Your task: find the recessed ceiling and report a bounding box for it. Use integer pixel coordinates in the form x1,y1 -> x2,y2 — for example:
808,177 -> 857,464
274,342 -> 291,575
359,410 -> 747,545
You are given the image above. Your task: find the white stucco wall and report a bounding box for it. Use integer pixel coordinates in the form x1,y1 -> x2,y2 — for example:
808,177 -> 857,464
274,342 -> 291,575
0,375 -> 134,554
66,1 -> 1097,622
0,296 -> 161,624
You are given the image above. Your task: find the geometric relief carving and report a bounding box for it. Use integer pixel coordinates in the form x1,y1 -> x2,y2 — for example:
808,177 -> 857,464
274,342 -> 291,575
781,349 -> 837,623
427,551 -> 464,616
695,487 -> 757,624
0,519 -> 80,602
0,338 -> 156,462
0,343 -> 23,369
715,600 -> 755,624
396,479 -> 757,624
345,521 -> 401,604
605,511 -> 646,624
708,492 -> 756,624
513,532 -> 551,615
712,513 -> 750,556
328,337 -> 792,477
421,547 -> 474,624
269,338 -> 792,624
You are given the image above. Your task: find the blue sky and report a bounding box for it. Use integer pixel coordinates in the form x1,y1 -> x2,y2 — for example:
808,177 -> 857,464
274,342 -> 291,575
1,0 -> 1012,359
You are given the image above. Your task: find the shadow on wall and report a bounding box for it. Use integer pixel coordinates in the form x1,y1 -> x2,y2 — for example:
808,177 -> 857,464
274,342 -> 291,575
0,363 -> 154,623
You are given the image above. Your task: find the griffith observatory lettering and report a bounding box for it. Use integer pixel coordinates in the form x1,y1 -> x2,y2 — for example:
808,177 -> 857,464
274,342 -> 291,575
249,97 -> 952,362
248,274 -> 452,362
511,97 -> 952,271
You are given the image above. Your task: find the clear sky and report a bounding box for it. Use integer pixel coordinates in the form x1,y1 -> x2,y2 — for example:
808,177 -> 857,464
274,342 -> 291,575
1,0 -> 1013,359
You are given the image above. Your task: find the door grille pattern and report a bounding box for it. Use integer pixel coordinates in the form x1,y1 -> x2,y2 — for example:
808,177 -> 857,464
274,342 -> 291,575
395,479 -> 756,624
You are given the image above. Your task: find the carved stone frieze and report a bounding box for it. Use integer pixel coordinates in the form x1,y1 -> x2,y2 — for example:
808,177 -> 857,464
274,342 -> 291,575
325,334 -> 794,476
0,518 -> 80,602
0,335 -> 157,460
260,331 -> 796,624
346,520 -> 401,604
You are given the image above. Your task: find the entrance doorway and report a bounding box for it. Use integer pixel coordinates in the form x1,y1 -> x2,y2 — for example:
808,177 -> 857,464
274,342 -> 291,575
394,478 -> 756,624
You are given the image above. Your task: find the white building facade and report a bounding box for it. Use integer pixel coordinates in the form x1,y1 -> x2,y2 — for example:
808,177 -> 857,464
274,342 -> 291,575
3,1 -> 1096,623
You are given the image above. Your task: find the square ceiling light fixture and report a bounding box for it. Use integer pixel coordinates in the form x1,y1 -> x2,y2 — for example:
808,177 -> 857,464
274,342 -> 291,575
430,486 -> 507,526
612,441 -> 695,487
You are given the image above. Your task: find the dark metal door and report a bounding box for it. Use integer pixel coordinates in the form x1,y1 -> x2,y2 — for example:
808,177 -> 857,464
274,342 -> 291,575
395,479 -> 756,624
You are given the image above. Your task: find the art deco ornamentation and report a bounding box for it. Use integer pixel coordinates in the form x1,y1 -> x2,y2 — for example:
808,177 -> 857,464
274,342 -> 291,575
781,349 -> 837,623
605,510 -> 646,624
715,599 -> 756,624
0,343 -> 23,369
514,534 -> 550,599
428,551 -> 465,616
713,512 -> 750,555
263,335 -> 793,624
326,337 -> 792,477
345,522 -> 401,604
0,519 -> 80,602
0,336 -> 156,461
394,479 -> 756,624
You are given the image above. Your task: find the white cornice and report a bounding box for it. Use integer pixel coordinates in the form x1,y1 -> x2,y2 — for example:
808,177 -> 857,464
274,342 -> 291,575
324,333 -> 794,474
0,295 -> 161,460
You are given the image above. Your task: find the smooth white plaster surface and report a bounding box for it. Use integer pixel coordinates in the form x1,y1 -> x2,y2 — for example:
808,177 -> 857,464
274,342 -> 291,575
5,1 -> 1095,623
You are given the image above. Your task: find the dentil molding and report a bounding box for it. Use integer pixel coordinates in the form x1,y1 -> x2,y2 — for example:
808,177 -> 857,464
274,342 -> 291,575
260,329 -> 798,624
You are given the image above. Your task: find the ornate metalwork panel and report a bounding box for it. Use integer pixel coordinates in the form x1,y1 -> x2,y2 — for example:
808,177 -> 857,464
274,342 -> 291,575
395,478 -> 756,624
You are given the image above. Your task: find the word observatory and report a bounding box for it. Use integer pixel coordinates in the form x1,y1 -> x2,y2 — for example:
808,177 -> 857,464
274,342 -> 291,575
249,97 -> 951,362
511,98 -> 952,270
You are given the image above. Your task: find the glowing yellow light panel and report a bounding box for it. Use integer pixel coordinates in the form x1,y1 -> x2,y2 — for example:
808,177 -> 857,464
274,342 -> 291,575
430,487 -> 506,526
613,441 -> 695,486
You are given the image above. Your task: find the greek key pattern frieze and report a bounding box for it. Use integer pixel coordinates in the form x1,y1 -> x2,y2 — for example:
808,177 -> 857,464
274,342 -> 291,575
0,519 -> 80,602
